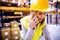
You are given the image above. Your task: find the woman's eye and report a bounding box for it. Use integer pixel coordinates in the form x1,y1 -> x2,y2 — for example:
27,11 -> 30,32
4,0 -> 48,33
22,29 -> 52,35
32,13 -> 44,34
38,13 -> 42,15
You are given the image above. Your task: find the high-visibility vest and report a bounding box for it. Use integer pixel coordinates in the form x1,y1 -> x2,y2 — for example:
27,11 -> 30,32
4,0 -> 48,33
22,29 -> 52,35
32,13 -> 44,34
20,16 -> 45,40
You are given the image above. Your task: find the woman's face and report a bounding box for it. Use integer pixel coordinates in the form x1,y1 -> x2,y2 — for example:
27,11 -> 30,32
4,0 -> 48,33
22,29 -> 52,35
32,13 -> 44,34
30,11 -> 45,22
36,11 -> 45,22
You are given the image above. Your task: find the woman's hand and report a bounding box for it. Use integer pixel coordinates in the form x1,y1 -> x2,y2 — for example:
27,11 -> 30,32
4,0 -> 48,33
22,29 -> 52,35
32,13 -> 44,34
29,16 -> 39,29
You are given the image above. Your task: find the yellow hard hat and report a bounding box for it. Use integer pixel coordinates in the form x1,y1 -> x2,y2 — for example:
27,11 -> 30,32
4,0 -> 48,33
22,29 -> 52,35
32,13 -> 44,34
30,0 -> 49,12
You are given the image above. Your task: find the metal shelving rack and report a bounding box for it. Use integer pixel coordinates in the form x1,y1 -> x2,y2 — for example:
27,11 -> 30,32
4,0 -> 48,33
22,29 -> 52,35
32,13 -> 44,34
0,0 -> 30,40
46,0 -> 59,24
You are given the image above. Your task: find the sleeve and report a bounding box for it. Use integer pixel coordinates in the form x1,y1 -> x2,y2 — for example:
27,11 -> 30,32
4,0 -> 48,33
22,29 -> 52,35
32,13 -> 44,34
21,23 -> 34,40
43,26 -> 53,40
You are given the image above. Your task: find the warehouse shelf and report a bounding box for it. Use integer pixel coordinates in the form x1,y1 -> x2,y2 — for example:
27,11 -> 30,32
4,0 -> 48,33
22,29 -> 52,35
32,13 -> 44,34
3,16 -> 23,19
0,6 -> 30,12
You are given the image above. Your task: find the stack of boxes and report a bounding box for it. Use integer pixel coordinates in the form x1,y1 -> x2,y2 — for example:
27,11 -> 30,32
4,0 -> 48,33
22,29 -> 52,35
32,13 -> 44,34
1,27 -> 11,40
1,0 -> 30,7
10,21 -> 20,40
1,21 -> 20,40
19,0 -> 30,7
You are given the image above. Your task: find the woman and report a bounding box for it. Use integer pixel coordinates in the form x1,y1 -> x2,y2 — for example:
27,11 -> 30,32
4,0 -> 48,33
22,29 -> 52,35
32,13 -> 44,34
20,11 -> 46,40
20,0 -> 49,40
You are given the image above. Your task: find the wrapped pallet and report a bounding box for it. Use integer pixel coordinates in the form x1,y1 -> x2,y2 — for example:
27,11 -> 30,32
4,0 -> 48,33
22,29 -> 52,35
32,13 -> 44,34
1,27 -> 11,40
24,0 -> 30,7
52,11 -> 56,24
10,21 -> 19,28
11,27 -> 20,40
20,0 -> 24,7
57,14 -> 60,24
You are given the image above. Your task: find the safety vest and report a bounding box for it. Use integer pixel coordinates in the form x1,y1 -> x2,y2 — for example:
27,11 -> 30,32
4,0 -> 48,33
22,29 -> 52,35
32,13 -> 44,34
20,16 -> 45,40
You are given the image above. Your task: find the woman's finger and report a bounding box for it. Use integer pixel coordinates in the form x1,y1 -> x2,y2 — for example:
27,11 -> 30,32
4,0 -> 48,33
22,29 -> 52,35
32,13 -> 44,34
32,15 -> 36,21
34,17 -> 39,24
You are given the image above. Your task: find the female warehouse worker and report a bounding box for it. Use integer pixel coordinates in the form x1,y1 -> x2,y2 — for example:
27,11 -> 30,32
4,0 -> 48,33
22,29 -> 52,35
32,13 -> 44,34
20,0 -> 49,40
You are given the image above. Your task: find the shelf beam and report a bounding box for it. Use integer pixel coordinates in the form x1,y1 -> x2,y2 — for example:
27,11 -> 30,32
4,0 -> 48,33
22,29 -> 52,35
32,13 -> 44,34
3,16 -> 23,19
0,6 -> 30,12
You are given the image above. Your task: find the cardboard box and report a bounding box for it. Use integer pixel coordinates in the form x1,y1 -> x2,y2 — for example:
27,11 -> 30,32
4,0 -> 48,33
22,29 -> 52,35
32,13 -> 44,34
11,27 -> 20,40
1,27 -> 11,40
10,21 -> 19,28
